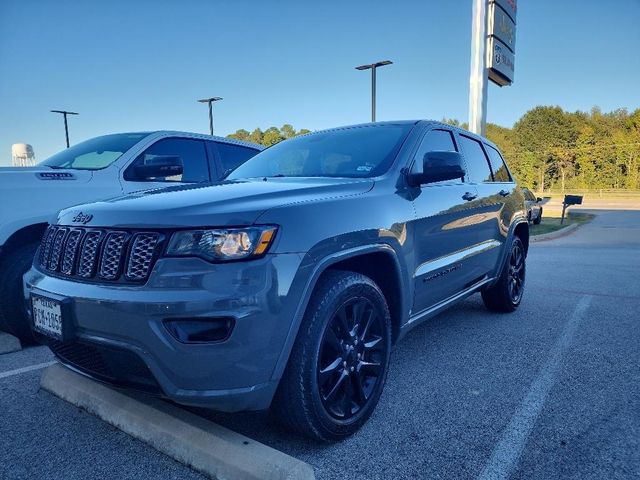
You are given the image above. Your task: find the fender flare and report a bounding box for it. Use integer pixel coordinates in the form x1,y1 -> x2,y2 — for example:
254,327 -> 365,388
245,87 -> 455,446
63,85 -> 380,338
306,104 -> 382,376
493,218 -> 529,284
269,243 -> 407,382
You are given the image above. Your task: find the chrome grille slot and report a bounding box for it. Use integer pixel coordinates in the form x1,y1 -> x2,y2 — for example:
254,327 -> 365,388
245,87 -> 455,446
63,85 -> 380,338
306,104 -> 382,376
39,226 -> 57,268
77,230 -> 104,278
47,228 -> 68,271
60,229 -> 84,275
98,231 -> 130,280
126,233 -> 161,281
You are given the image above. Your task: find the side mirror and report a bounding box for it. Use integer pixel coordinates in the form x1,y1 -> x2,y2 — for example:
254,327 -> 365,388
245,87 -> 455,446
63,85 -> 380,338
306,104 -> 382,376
408,151 -> 466,186
134,155 -> 183,180
537,197 -> 543,202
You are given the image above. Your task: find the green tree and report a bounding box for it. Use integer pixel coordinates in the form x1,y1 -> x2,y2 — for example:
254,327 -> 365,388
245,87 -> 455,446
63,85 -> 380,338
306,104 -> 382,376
280,124 -> 296,139
227,129 -> 250,142
248,128 -> 264,145
262,127 -> 284,146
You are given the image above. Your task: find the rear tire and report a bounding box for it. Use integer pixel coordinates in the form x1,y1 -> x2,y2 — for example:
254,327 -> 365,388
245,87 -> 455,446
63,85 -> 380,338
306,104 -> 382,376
272,270 -> 392,441
533,208 -> 542,225
0,242 -> 40,342
482,236 -> 526,313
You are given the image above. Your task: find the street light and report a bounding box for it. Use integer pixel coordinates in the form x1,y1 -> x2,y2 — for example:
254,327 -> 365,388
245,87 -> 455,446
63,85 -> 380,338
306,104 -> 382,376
50,110 -> 79,148
355,60 -> 393,122
197,97 -> 223,135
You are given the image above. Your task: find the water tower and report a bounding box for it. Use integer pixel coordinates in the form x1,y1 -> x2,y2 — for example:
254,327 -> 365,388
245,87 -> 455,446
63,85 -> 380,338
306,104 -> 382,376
11,144 -> 36,167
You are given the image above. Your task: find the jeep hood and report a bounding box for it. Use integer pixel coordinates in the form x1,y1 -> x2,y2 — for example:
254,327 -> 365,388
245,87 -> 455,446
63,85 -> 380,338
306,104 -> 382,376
56,177 -> 374,228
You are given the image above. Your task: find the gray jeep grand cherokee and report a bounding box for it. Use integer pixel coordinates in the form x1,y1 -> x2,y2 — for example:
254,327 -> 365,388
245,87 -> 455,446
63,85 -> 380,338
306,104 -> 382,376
25,121 -> 528,441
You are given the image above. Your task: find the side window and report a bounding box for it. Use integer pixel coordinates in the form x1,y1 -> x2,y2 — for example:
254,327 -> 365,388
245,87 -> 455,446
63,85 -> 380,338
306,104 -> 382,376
125,138 -> 209,183
459,135 -> 492,183
411,129 -> 457,175
214,142 -> 260,176
485,145 -> 512,182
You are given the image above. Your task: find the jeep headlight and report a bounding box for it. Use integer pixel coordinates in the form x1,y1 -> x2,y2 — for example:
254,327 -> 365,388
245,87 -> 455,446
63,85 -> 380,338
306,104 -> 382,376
166,226 -> 277,261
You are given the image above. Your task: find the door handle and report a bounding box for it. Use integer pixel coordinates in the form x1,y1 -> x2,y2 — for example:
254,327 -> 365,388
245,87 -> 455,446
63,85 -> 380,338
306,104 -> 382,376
498,189 -> 510,197
462,192 -> 478,201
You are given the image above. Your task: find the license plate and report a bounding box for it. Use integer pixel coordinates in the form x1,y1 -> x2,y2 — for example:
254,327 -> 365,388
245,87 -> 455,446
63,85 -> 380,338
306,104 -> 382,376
32,295 -> 64,339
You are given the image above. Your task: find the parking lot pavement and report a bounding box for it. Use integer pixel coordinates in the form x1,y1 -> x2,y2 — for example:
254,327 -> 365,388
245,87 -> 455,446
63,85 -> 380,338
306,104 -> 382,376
1,209 -> 639,480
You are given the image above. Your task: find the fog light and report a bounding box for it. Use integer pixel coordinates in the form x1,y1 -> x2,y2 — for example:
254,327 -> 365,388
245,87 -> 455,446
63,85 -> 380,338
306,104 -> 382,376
164,317 -> 234,344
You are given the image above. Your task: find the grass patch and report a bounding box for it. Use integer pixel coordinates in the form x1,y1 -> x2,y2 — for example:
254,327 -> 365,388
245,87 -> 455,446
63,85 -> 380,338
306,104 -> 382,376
530,211 -> 595,236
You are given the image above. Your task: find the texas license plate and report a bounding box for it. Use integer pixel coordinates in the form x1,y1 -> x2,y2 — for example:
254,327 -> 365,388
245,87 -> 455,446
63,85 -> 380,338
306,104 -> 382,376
32,295 -> 64,339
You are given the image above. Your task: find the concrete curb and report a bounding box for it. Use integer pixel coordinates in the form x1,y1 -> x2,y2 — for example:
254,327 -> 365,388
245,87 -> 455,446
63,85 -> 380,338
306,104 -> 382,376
0,332 -> 21,354
41,364 -> 315,480
530,223 -> 580,243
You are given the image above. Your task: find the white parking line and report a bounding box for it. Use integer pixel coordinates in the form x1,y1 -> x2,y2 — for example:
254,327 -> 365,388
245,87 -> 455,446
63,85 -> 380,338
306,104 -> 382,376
0,361 -> 58,380
478,295 -> 593,480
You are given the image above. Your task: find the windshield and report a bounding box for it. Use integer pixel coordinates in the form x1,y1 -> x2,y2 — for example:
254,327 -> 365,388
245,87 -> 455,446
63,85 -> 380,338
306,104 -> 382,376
39,133 -> 149,170
226,124 -> 412,180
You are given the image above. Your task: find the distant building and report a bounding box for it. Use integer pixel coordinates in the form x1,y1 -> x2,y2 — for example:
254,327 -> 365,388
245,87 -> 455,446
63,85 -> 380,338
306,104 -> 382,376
11,143 -> 36,166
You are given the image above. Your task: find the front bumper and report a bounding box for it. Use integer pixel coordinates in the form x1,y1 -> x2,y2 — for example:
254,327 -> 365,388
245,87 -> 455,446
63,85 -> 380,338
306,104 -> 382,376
24,253 -> 305,412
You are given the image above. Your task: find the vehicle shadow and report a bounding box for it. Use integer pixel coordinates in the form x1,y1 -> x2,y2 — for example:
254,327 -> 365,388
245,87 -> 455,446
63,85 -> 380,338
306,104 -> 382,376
184,295 -> 501,453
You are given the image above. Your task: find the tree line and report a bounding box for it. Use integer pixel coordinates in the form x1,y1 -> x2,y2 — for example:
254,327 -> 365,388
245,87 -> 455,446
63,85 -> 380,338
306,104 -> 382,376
447,106 -> 640,191
227,124 -> 311,146
228,106 -> 640,191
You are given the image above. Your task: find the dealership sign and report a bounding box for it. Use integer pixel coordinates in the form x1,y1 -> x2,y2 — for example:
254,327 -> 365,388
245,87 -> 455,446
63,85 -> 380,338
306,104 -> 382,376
487,0 -> 517,86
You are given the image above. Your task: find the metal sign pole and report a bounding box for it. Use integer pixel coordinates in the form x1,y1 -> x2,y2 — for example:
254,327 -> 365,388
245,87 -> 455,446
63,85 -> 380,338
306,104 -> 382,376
371,66 -> 377,122
469,0 -> 489,136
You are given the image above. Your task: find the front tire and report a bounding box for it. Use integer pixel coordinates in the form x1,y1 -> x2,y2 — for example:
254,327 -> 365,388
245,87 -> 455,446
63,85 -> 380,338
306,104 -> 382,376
272,270 -> 392,441
482,236 -> 526,313
0,241 -> 40,342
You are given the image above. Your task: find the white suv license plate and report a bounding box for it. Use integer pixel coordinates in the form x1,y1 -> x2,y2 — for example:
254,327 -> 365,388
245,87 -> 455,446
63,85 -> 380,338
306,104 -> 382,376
32,295 -> 64,339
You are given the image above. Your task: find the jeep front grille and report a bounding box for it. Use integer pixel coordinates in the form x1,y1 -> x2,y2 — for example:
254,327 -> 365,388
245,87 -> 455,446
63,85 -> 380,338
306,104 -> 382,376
38,226 -> 164,283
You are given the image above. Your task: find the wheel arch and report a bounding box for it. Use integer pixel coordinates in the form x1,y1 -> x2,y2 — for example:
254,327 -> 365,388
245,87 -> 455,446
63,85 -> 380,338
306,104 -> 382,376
488,219 -> 529,290
0,223 -> 47,260
270,244 -> 409,382
513,220 -> 530,255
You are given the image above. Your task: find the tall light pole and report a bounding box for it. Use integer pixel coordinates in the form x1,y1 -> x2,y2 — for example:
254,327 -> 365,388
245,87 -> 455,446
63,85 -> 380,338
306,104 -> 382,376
198,97 -> 223,135
51,110 -> 79,148
355,60 -> 393,122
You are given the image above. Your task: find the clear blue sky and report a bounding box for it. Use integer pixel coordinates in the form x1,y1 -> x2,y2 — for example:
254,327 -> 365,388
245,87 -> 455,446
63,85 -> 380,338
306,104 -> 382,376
1,0 -> 639,164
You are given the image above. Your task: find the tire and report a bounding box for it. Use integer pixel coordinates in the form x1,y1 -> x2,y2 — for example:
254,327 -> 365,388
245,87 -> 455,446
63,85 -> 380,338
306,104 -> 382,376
0,241 -> 40,342
533,208 -> 542,225
272,270 -> 392,441
481,236 -> 526,313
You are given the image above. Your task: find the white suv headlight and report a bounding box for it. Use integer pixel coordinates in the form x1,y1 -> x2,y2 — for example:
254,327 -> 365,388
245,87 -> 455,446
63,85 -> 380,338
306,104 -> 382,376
166,226 -> 277,261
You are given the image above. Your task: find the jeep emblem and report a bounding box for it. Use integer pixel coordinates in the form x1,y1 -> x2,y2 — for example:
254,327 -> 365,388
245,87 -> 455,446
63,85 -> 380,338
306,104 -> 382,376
72,212 -> 93,224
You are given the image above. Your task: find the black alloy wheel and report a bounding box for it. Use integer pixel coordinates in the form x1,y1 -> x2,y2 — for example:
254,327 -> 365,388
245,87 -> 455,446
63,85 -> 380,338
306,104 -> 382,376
318,297 -> 387,420
507,240 -> 525,304
481,235 -> 526,313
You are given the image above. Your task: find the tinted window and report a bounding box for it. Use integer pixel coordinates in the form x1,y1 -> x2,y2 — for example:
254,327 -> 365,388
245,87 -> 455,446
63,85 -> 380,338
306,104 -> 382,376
215,142 -> 260,175
522,188 -> 536,201
39,133 -> 148,170
126,138 -> 209,183
459,135 -> 492,183
227,124 -> 412,180
411,129 -> 457,174
485,145 -> 512,182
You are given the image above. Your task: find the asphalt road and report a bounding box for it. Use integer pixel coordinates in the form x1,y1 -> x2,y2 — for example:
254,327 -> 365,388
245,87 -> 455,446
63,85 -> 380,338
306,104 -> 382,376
1,210 -> 638,480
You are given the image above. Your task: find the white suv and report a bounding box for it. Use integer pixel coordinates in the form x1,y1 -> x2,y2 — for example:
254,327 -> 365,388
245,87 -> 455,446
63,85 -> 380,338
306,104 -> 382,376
0,131 -> 262,339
